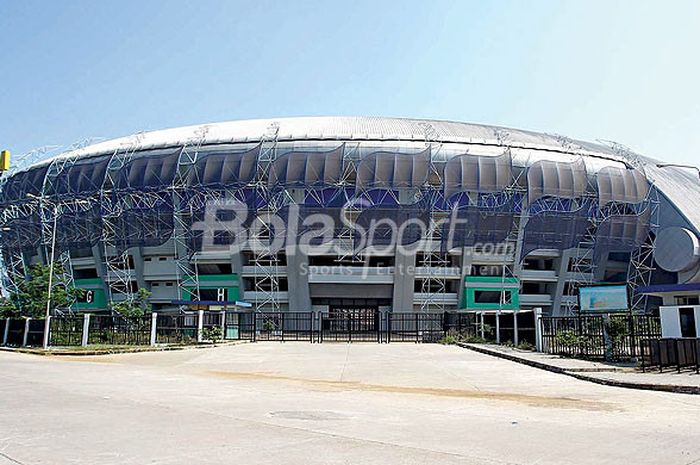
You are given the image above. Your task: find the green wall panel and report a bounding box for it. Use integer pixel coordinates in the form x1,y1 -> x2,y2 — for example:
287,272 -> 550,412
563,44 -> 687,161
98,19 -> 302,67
462,276 -> 520,310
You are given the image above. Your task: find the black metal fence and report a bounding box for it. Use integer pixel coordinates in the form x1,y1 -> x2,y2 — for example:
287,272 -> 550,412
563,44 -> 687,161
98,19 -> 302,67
444,312 -> 480,339
320,310 -> 381,343
156,313 -> 198,344
222,311 -> 485,344
1,310 -> 539,348
640,338 -> 700,373
540,314 -> 661,361
6,319 -> 26,347
25,319 -> 45,347
224,311 -> 254,340
202,311 -> 223,330
388,313 -> 448,343
88,315 -> 152,346
49,316 -> 83,346
256,312 -> 314,342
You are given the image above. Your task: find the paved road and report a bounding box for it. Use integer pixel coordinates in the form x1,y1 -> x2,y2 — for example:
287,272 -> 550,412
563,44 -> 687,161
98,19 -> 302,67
1,343 -> 699,465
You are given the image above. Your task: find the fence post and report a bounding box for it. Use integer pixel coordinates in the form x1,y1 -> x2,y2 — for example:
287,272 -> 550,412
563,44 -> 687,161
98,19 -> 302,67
3,318 -> 9,346
44,316 -> 51,348
415,313 -> 419,344
81,314 -> 91,347
150,312 -> 158,346
220,310 -> 226,342
22,318 -> 31,347
602,314 -> 612,361
495,312 -> 501,344
253,311 -> 257,342
309,312 -> 313,343
317,311 -> 322,343
534,307 -> 543,352
281,312 -> 285,343
629,314 -> 636,359
387,312 -> 392,344
197,309 -> 204,343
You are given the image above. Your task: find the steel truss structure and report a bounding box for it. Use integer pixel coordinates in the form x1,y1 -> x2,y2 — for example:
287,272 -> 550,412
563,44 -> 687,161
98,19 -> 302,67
417,122 -> 448,313
0,147 -> 62,295
0,119 -> 672,319
251,122 -> 282,311
173,126 -> 210,303
607,142 -> 660,314
101,133 -> 145,306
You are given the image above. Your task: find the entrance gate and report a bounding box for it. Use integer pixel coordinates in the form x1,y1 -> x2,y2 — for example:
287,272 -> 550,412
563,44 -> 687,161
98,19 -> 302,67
320,309 -> 381,343
221,311 -> 480,343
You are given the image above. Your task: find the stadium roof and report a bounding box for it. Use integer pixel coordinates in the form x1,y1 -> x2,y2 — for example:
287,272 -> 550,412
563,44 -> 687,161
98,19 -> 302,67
38,116 -> 643,166
11,116 -> 700,234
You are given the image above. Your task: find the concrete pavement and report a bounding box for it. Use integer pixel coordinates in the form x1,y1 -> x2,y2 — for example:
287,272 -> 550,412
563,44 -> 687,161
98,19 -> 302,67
1,343 -> 699,465
463,343 -> 700,394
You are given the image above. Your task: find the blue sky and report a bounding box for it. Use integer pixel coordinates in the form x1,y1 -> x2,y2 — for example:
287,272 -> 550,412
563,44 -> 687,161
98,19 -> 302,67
1,0 -> 698,164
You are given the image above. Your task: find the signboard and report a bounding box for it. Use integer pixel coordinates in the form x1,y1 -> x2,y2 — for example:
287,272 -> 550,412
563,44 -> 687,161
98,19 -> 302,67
579,285 -> 628,312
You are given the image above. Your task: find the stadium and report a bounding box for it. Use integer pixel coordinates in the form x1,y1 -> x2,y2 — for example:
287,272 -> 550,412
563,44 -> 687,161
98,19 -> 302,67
1,116 -> 699,324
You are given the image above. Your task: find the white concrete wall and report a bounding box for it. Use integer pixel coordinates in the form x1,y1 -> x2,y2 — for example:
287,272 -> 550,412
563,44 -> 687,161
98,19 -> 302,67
660,306 -> 682,338
659,305 -> 700,338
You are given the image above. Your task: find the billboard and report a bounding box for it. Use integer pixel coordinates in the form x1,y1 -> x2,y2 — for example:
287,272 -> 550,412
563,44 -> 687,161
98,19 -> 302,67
579,285 -> 628,312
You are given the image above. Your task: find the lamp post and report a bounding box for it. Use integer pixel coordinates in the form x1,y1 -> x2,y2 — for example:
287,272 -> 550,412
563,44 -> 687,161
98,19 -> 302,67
27,193 -> 59,349
43,203 -> 59,349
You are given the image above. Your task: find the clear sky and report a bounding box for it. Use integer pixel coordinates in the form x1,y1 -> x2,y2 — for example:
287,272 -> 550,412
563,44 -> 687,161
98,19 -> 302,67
1,0 -> 698,164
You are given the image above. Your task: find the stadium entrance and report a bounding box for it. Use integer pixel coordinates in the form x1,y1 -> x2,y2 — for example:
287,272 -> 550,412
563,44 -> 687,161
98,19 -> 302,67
318,299 -> 389,342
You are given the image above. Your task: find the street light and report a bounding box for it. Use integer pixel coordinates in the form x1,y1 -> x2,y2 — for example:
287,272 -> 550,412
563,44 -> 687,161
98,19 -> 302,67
26,193 -> 57,349
25,194 -> 91,349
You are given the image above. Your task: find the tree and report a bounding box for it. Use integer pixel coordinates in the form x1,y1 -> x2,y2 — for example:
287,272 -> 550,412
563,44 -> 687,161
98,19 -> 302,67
0,296 -> 18,318
110,288 -> 152,317
1,264 -> 84,318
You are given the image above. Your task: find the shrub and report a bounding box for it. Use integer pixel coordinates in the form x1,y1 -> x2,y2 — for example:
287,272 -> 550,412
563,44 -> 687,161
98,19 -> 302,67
462,335 -> 487,344
110,288 -> 152,318
440,334 -> 460,345
555,329 -> 581,349
439,331 -> 486,345
202,326 -> 223,344
516,340 -> 535,351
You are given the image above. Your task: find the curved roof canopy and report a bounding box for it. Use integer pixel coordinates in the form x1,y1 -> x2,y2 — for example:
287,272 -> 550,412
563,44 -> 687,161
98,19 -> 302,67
443,151 -> 513,198
527,158 -> 588,204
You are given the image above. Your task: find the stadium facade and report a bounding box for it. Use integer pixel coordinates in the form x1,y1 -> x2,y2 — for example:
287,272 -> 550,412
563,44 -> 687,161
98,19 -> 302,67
1,116 -> 699,317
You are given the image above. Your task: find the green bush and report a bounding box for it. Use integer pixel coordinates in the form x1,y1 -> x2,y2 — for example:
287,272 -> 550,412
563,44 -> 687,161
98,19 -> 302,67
439,330 -> 486,345
555,329 -> 581,349
202,326 -> 223,344
462,335 -> 487,344
440,334 -> 460,345
110,288 -> 152,317
516,340 -> 535,351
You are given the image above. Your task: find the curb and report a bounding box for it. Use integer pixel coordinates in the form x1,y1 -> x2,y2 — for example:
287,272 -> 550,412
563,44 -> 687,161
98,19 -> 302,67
458,343 -> 700,395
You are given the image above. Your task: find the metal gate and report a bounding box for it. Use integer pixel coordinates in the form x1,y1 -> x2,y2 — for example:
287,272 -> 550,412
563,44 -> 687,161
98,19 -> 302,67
224,311 -> 314,342
320,309 -> 381,342
256,312 -> 314,342
387,313 -> 444,343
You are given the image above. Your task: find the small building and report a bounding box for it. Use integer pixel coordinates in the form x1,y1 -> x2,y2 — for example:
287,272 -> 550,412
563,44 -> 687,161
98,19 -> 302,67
639,283 -> 700,338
